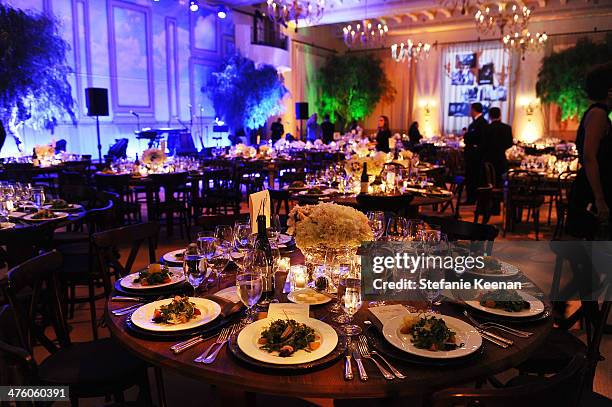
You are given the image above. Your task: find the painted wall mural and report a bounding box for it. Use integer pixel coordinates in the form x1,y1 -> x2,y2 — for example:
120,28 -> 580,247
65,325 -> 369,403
0,0 -> 235,158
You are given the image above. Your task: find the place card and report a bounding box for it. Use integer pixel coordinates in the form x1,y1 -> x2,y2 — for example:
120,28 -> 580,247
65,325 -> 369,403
248,189 -> 270,233
267,303 -> 309,320
368,304 -> 409,330
214,286 -> 240,303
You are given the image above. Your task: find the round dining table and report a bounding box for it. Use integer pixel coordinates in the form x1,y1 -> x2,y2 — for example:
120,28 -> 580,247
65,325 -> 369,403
105,250 -> 552,405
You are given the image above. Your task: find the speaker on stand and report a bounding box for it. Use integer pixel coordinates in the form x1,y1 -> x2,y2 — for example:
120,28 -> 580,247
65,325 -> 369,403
295,102 -> 309,141
85,88 -> 109,163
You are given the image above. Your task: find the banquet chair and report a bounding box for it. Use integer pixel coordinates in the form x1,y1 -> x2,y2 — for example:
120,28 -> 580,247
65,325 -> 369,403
504,170 -> 545,240
55,195 -> 117,339
553,171 -> 577,240
420,215 -> 499,254
94,173 -> 142,223
199,168 -> 242,215
355,194 -> 414,216
92,222 -> 160,295
0,221 -> 55,270
431,353 -> 587,407
0,250 -> 154,406
269,189 -> 291,214
149,172 -> 190,238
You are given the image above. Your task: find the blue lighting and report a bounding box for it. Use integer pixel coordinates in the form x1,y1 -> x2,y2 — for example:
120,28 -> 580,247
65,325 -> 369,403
217,6 -> 228,19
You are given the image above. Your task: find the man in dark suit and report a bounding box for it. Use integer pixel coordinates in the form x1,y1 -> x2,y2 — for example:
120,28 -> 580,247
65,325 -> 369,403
463,102 -> 488,204
321,114 -> 335,144
482,107 -> 514,186
270,118 -> 284,142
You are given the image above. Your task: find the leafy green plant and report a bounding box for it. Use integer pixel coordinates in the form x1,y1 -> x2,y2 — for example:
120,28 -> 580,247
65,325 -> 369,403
0,4 -> 76,150
536,34 -> 612,121
317,53 -> 395,128
205,53 -> 288,132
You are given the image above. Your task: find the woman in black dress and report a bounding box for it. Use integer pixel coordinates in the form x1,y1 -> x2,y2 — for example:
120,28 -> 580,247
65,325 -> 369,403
375,115 -> 391,153
567,62 -> 612,239
408,121 -> 423,145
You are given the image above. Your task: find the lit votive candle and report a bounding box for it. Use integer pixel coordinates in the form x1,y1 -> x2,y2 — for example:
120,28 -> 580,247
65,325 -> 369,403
277,257 -> 291,272
290,265 -> 308,290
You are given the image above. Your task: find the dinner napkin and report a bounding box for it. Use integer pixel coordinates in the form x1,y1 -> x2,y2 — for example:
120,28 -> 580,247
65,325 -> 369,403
267,303 -> 309,320
368,304 -> 410,331
202,291 -> 243,318
248,189 -> 270,233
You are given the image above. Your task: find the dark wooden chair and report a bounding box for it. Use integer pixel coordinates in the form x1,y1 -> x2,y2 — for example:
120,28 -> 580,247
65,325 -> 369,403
0,222 -> 55,270
431,353 -> 587,407
420,215 -> 499,254
92,222 -> 160,295
553,171 -> 577,240
504,170 -> 545,240
355,194 -> 414,216
94,173 -> 142,223
199,168 -> 242,215
0,251 -> 153,406
148,172 -> 190,238
269,189 -> 291,214
55,196 -> 117,338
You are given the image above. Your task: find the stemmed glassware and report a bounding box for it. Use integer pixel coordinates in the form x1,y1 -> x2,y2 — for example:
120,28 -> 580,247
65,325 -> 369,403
269,214 -> 281,246
386,216 -> 408,241
31,186 -> 45,210
214,225 -> 234,251
233,223 -> 252,270
340,272 -> 363,336
209,247 -> 230,289
236,263 -> 263,324
183,249 -> 210,296
367,211 -> 385,241
244,248 -> 271,307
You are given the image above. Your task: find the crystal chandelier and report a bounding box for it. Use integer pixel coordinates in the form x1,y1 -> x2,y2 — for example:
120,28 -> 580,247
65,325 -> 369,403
503,29 -> 547,58
390,40 -> 433,63
474,1 -> 531,36
342,20 -> 389,48
266,0 -> 325,29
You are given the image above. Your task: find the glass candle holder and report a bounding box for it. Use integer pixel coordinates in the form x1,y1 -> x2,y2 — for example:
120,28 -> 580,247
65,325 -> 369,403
289,265 -> 308,291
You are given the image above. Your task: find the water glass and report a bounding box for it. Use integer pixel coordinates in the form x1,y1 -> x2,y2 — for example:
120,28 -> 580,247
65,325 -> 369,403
386,216 -> 408,241
340,276 -> 362,336
234,224 -> 252,255
367,211 -> 385,241
269,214 -> 281,245
183,252 -> 210,295
197,231 -> 217,260
32,187 -> 45,209
214,225 -> 234,251
236,266 -> 263,323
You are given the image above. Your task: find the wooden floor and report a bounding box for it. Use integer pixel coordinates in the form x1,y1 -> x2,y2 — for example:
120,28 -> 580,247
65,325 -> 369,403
31,199 -> 611,406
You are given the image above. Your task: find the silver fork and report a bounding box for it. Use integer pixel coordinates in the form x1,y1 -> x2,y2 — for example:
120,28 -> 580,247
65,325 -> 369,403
194,326 -> 232,363
357,338 -> 394,380
201,324 -> 240,364
463,311 -> 532,338
358,336 -> 405,379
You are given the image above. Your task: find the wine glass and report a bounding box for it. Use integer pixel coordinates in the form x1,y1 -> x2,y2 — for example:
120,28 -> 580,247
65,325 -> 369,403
209,248 -> 230,288
31,187 -> 45,210
183,251 -> 210,296
233,224 -> 252,270
386,216 -> 408,241
419,266 -> 445,313
246,249 -> 273,307
236,267 -> 263,324
197,231 -> 217,260
367,211 -> 385,241
214,225 -> 233,251
340,275 -> 363,336
406,219 -> 425,241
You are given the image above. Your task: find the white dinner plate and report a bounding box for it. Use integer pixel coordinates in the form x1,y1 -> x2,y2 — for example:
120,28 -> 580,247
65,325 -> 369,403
42,203 -> 83,212
23,212 -> 69,222
237,317 -> 338,365
297,189 -> 336,198
466,261 -> 520,278
119,267 -> 185,290
382,313 -> 482,359
0,222 -> 16,230
287,288 -> 332,305
464,291 -> 545,318
162,249 -> 185,264
278,234 -> 293,245
131,297 -> 221,332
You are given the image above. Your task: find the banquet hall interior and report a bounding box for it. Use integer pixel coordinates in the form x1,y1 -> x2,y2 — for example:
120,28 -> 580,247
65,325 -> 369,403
0,0 -> 611,405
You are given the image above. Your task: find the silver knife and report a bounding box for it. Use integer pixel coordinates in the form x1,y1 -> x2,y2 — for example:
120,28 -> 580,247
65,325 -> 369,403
344,338 -> 354,380
352,343 -> 368,381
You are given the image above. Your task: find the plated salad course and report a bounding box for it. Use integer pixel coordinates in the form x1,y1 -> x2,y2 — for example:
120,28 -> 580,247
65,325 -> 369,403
305,187 -> 325,195
31,209 -> 59,219
152,296 -> 201,324
479,289 -> 530,312
258,319 -> 321,357
400,315 -> 462,352
48,199 -> 72,210
133,264 -> 173,286
480,256 -> 503,274
289,181 -> 306,189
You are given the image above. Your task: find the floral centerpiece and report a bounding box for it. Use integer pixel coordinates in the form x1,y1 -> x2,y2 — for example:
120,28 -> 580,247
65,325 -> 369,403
142,148 -> 166,166
287,203 -> 373,249
34,143 -> 55,159
344,151 -> 389,179
287,203 -> 373,279
506,145 -> 525,162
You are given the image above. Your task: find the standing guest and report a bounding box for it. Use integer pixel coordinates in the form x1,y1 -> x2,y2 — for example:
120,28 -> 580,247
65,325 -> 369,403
408,121 -> 423,145
321,114 -> 335,144
463,102 -> 488,204
568,62 -> 612,239
482,107 -> 513,185
306,113 -> 320,142
375,115 -> 391,153
0,120 -> 6,153
270,118 -> 284,142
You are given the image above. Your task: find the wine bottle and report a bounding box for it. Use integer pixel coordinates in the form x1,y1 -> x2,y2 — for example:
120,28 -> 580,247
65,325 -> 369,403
253,215 -> 274,301
133,153 -> 140,174
360,162 -> 369,194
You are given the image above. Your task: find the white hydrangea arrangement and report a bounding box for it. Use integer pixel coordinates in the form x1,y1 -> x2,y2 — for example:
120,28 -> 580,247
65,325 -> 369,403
287,203 -> 373,249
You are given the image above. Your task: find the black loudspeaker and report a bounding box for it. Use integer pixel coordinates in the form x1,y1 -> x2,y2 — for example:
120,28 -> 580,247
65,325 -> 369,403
295,102 -> 309,120
85,88 -> 109,117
